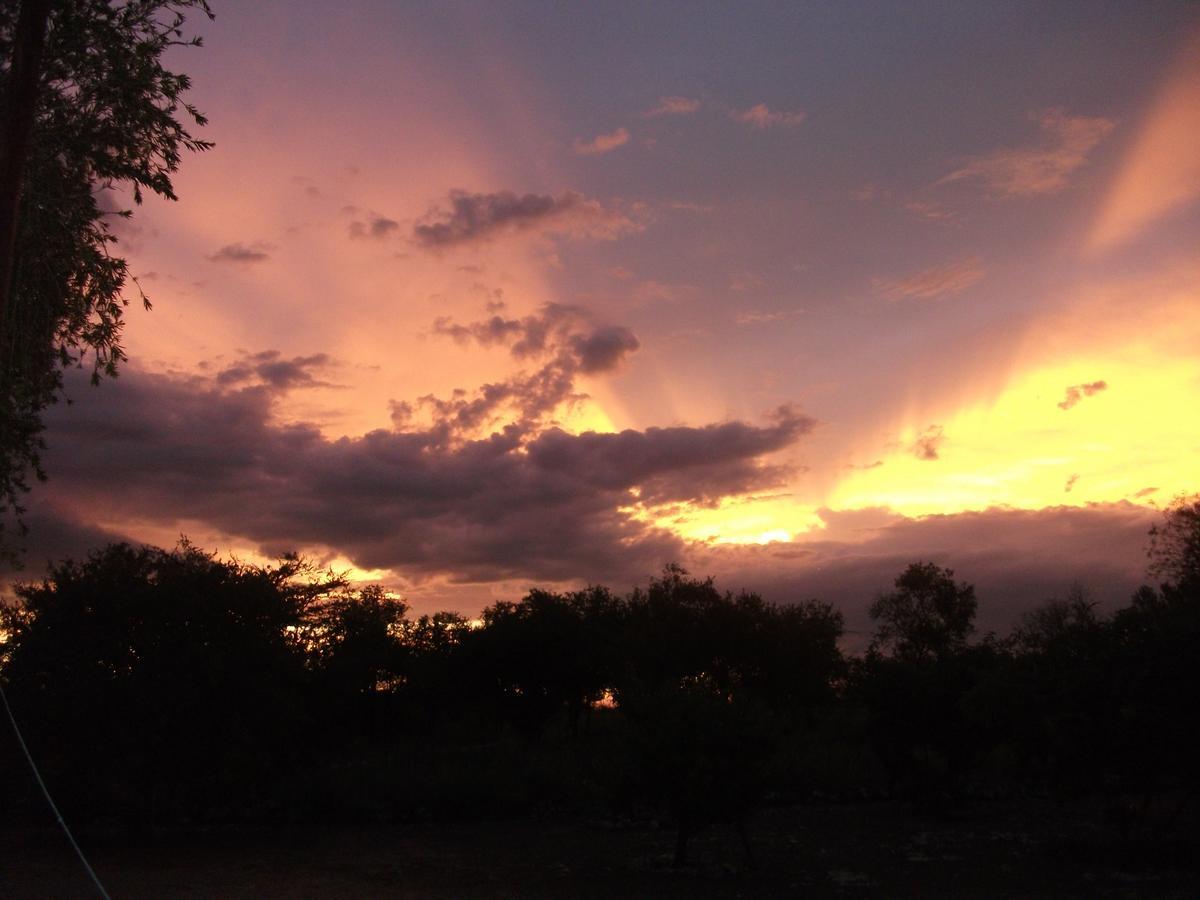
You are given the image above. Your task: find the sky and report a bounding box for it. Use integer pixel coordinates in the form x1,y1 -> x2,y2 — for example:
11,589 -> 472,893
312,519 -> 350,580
11,1 -> 1200,635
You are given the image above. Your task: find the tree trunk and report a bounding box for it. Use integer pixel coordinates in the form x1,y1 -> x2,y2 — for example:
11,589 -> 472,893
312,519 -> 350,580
0,0 -> 51,358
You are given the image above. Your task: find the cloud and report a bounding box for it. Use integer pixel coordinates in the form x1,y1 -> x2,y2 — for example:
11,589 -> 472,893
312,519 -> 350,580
729,103 -> 806,129
873,257 -> 984,301
910,425 -> 945,461
905,200 -> 959,224
573,126 -> 630,156
529,405 -> 813,506
644,96 -> 701,117
1057,380 -> 1107,410
0,503 -> 133,580
570,325 -> 640,374
206,242 -> 274,264
214,350 -> 338,392
34,362 -> 810,586
425,305 -> 641,433
728,272 -> 767,293
693,502 -> 1157,641
412,190 -> 641,249
1064,473 -> 1080,493
735,310 -> 796,326
845,460 -> 884,471
939,108 -> 1115,196
348,214 -> 400,239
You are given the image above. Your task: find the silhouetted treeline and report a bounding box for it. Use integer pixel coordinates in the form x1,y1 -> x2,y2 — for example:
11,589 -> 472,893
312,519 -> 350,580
2,503 -> 1198,864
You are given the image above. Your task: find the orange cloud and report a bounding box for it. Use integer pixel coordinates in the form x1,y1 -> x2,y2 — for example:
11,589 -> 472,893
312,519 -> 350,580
940,109 -> 1114,196
873,257 -> 984,301
644,96 -> 701,117
730,103 -> 806,129
573,126 -> 631,156
1089,28 -> 1200,250
910,425 -> 945,461
1057,380 -> 1107,411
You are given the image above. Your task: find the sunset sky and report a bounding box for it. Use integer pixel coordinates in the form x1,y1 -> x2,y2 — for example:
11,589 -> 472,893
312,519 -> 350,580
14,1 -> 1200,633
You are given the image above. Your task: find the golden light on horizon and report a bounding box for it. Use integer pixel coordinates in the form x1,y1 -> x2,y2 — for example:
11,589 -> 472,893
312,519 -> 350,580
625,493 -> 823,546
829,348 -> 1199,518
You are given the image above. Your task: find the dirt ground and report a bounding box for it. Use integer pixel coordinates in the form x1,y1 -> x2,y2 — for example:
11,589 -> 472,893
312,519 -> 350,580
2,800 -> 1196,898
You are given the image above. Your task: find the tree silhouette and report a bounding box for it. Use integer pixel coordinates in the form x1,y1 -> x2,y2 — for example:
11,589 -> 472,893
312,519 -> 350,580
0,0 -> 212,544
869,561 -> 977,663
614,565 -> 844,867
474,586 -> 621,738
860,562 -> 986,801
0,542 -> 336,827
1148,493 -> 1200,589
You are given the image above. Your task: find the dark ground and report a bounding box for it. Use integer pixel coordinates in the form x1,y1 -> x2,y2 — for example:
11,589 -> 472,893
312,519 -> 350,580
2,799 -> 1197,898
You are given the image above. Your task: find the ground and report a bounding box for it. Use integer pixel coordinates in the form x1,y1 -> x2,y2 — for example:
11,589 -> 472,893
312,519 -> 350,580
2,800 -> 1196,898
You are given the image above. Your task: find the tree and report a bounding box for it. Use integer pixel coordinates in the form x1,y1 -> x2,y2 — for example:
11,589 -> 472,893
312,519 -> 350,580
0,541 -> 338,827
1147,493 -> 1200,589
0,0 -> 212,543
869,561 -> 977,663
473,586 -> 621,737
310,584 -> 409,697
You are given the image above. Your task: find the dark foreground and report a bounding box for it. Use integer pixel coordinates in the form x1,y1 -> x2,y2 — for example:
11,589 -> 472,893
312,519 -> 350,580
2,800 -> 1196,899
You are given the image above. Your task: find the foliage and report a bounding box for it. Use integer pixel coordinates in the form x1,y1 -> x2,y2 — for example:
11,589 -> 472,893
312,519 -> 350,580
473,585 -> 621,737
2,529 -> 1197,853
309,584 -> 408,696
1147,493 -> 1200,588
868,561 -> 977,663
0,0 -> 212,544
0,541 -> 337,826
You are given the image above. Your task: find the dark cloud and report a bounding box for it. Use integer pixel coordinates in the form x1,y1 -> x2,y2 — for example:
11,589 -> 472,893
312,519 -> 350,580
422,306 -> 641,436
207,242 -> 273,264
570,326 -> 640,374
214,351 -> 337,392
528,406 -> 813,505
35,362 -> 808,586
1058,380 -> 1107,410
348,214 -> 400,240
910,425 -> 945,460
1,504 -> 133,583
1064,473 -> 1079,493
694,502 -> 1157,645
412,190 -> 640,249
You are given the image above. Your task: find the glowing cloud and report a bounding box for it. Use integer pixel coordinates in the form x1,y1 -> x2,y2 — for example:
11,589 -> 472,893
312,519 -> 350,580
1057,380 -> 1107,411
644,96 -> 701,117
573,127 -> 631,156
910,425 -> 946,461
939,109 -> 1114,196
874,257 -> 984,301
730,103 -> 806,129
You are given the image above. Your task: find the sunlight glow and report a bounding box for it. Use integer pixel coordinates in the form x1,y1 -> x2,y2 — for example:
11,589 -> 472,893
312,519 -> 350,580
830,350 -> 1200,517
624,494 -> 823,545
